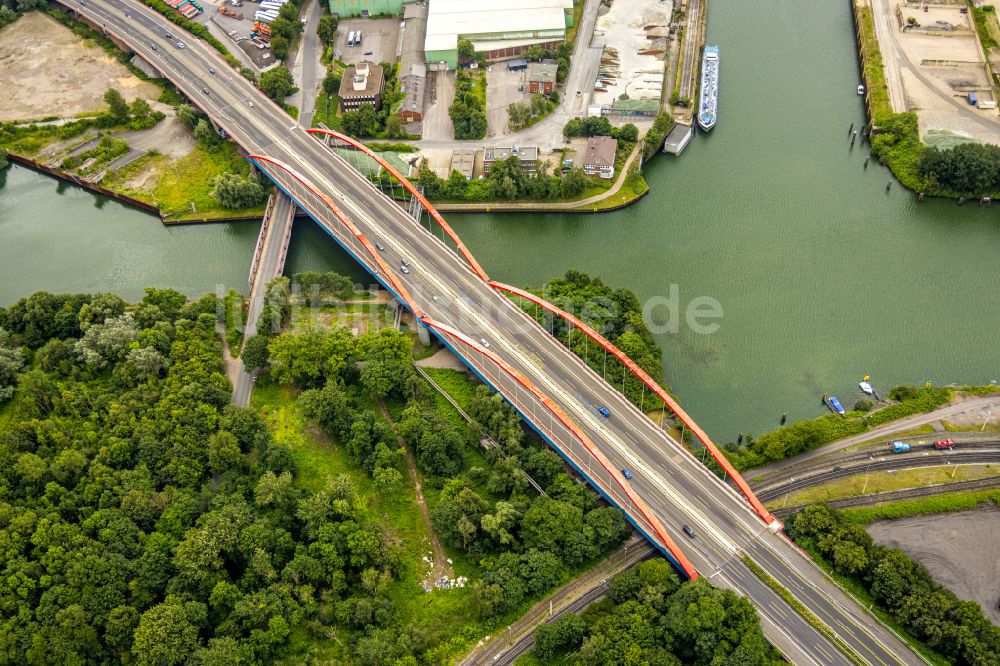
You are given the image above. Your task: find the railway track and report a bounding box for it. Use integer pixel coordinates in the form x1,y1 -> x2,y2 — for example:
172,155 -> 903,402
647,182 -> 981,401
753,439 -> 1000,489
758,451 -> 1000,502
774,475 -> 1000,518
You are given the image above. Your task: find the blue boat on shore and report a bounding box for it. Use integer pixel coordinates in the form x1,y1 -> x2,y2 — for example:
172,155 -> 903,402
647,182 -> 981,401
823,394 -> 846,416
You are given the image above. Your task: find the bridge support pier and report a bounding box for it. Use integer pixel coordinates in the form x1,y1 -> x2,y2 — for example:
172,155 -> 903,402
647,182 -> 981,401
417,320 -> 431,346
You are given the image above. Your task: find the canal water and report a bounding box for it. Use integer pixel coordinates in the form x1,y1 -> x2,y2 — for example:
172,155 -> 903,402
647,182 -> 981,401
0,0 -> 997,439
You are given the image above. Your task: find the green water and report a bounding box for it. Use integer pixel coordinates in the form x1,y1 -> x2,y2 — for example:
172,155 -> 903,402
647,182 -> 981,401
1,0 -> 998,439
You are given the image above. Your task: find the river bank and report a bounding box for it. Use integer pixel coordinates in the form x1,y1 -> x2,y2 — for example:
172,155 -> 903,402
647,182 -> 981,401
851,0 -> 1000,199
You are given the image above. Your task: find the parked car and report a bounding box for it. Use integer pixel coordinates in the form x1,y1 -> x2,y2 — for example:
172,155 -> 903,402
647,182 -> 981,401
621,468 -> 633,480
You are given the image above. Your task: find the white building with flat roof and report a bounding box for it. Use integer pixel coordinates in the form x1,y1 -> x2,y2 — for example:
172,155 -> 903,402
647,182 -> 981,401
424,0 -> 574,70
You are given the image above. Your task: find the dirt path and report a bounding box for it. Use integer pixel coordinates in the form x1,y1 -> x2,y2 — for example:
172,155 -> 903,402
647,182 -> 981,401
375,397 -> 454,585
214,323 -> 242,389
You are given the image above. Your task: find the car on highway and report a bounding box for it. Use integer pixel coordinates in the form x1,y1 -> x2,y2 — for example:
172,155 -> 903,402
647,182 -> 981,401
480,338 -> 490,348
248,100 -> 255,107
375,242 -> 385,251
621,468 -> 633,480
202,88 -> 209,95
176,41 -> 186,49
683,525 -> 696,538
934,438 -> 955,449
150,43 -> 158,51
596,405 -> 610,418
400,265 -> 410,274
165,32 -> 173,39
209,68 -> 216,75
432,295 -> 440,303
402,259 -> 410,266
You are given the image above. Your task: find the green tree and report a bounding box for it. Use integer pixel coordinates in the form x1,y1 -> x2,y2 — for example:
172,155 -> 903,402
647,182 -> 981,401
323,69 -> 342,97
241,334 -> 270,372
271,35 -> 289,61
132,597 -> 205,666
260,66 -> 298,100
175,104 -> 200,130
534,613 -> 586,662
104,88 -> 130,121
0,327 -> 25,401
210,173 -> 267,209
457,38 -> 476,62
0,145 -> 9,170
317,14 -> 339,46
340,103 -> 381,137
616,122 -> 639,142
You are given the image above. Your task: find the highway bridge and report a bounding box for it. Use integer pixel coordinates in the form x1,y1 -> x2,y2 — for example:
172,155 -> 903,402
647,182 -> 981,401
61,2 -> 925,662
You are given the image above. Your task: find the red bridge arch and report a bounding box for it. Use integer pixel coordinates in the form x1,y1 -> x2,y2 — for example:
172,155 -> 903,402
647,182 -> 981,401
306,128 -> 490,283
421,317 -> 700,579
490,280 -> 778,527
248,153 -> 424,320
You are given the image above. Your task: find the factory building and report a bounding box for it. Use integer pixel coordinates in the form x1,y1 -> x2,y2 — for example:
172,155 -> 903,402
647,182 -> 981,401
424,0 -> 574,70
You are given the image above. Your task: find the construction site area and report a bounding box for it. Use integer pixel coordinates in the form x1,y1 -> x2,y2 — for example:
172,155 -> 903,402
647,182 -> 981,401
870,0 -> 1000,145
590,0 -> 672,117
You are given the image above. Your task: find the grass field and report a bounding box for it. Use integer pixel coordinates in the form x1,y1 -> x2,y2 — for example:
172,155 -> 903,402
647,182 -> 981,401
252,382 -> 493,663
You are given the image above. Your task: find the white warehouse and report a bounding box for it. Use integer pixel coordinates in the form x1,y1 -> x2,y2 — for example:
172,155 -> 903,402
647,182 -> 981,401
424,0 -> 574,70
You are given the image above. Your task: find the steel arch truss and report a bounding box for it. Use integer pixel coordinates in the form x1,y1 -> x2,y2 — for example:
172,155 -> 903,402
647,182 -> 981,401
248,154 -> 424,320
421,317 -> 699,580
306,128 -> 490,283
490,281 -> 779,528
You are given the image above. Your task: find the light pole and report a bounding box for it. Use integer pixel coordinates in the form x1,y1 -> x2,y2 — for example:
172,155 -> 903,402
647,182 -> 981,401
861,455 -> 874,494
981,409 -> 992,432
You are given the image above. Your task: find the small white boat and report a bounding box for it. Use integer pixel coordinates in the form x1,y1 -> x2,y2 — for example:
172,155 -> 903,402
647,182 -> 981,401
859,381 -> 874,395
857,84 -> 865,95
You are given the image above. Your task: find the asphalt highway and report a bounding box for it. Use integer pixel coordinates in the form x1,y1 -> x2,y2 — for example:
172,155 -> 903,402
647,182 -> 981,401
62,3 -> 923,663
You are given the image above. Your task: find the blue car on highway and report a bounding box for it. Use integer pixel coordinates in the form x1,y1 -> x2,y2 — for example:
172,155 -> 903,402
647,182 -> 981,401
621,468 -> 633,480
597,405 -> 610,418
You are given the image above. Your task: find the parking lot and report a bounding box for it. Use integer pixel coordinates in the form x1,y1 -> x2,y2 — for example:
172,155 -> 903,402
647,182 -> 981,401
485,65 -> 529,138
194,0 -> 276,69
335,17 -> 400,67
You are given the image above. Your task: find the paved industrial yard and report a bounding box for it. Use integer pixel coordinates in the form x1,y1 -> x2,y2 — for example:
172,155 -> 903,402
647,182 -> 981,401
591,0 -> 670,113
871,0 -> 1000,145
868,507 -> 1000,626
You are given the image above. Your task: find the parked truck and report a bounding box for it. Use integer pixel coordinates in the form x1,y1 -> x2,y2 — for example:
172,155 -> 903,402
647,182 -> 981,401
891,441 -> 911,454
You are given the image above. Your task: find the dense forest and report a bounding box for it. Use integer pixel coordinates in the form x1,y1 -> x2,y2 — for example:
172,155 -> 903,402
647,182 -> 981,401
0,278 -> 782,664
788,505 -> 1000,666
529,559 -> 784,665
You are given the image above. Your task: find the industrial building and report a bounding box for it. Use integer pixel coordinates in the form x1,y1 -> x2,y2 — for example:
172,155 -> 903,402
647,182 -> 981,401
526,62 -> 558,94
338,61 -> 385,111
397,2 -> 428,123
424,0 -> 574,70
328,0 -> 403,19
483,145 -> 538,173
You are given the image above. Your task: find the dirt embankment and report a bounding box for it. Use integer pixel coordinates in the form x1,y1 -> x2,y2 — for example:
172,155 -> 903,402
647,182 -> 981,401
0,12 -> 159,122
867,507 -> 1000,626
